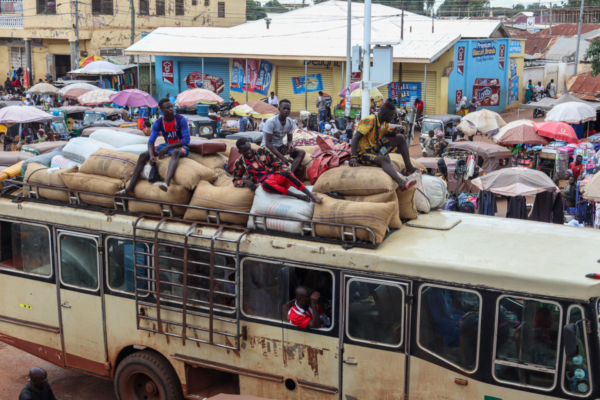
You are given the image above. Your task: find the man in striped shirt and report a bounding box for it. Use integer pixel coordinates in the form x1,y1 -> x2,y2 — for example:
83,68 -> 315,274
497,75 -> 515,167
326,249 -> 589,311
288,286 -> 329,329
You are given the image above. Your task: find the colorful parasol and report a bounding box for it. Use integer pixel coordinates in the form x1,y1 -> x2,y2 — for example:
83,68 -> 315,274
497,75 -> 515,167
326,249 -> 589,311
77,89 -> 117,105
79,55 -> 105,67
176,88 -> 224,106
109,89 -> 158,108
533,121 -> 579,144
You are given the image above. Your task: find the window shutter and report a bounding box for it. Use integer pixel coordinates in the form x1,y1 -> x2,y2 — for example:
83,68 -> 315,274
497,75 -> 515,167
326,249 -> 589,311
218,1 -> 224,17
102,0 -> 113,14
92,0 -> 101,13
156,0 -> 165,15
175,0 -> 184,15
139,0 -> 149,15
204,0 -> 209,5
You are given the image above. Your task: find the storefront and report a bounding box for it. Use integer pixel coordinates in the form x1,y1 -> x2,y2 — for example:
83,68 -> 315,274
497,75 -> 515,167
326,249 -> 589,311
448,39 -> 525,114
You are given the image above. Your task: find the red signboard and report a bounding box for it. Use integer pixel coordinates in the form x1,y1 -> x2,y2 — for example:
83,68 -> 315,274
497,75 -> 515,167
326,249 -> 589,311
162,60 -> 174,84
455,90 -> 463,110
351,72 -> 362,82
499,44 -> 505,70
457,46 -> 465,75
185,72 -> 224,94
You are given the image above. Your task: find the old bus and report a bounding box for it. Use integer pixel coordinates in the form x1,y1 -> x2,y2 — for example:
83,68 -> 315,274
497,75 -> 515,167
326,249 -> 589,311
0,182 -> 599,400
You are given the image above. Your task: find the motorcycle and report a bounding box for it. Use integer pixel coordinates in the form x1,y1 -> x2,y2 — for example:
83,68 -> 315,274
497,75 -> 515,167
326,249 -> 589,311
217,96 -> 239,118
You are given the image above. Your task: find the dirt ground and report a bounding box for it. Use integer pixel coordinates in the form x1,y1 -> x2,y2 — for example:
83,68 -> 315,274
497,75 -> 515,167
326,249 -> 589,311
0,107 -> 542,399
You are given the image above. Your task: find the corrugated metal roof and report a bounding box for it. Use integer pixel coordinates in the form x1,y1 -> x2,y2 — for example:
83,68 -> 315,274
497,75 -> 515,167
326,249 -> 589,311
544,36 -> 591,62
125,0 -> 505,61
538,24 -> 600,37
524,35 -> 556,57
567,71 -> 600,100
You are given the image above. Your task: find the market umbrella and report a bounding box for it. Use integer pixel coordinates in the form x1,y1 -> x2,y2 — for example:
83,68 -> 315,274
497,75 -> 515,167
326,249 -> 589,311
0,105 -> 53,124
58,82 -> 100,99
496,123 -> 550,145
545,101 -> 596,124
109,89 -> 158,108
459,109 -> 506,136
79,55 -> 105,67
492,119 -> 534,143
176,88 -> 224,106
231,100 -> 279,119
77,89 -> 117,105
349,88 -> 384,104
533,121 -> 579,144
471,167 -> 558,197
71,60 -> 124,75
339,82 -> 361,97
582,171 -> 600,201
26,82 -> 58,95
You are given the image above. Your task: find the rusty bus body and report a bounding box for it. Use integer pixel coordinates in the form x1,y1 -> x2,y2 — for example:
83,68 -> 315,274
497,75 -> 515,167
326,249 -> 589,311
0,194 -> 599,400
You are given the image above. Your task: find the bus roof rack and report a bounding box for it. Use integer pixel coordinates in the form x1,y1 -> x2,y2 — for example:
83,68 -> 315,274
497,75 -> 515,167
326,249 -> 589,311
2,178 -> 384,250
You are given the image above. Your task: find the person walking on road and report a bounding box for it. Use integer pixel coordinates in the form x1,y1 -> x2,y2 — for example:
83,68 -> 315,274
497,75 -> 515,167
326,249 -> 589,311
19,367 -> 57,400
316,91 -> 327,122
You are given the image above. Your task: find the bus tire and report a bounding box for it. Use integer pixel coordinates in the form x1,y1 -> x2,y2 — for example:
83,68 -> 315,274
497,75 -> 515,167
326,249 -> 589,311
114,350 -> 183,400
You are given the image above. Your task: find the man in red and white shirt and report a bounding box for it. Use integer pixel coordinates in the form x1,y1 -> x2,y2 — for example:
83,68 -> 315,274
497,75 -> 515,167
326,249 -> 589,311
288,286 -> 329,329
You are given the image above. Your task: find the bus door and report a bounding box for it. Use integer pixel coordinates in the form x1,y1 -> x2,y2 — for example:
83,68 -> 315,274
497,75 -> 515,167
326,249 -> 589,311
57,230 -> 108,377
341,274 -> 411,400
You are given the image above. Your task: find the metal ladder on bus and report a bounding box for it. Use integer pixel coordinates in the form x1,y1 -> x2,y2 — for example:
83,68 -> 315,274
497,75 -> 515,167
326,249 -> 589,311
131,215 -> 248,351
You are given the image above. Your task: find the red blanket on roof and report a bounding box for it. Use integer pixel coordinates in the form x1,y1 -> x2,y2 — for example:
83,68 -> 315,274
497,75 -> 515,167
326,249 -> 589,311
307,136 -> 351,185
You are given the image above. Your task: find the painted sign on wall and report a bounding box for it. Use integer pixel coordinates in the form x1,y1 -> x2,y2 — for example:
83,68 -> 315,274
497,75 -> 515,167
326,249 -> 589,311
499,45 -> 505,70
457,46 -> 465,75
292,73 -> 323,95
510,58 -> 517,79
509,40 -> 522,54
254,60 -> 274,96
456,90 -> 463,110
162,60 -> 174,84
473,78 -> 500,106
231,59 -> 246,93
509,76 -> 519,104
472,41 -> 497,63
185,72 -> 224,93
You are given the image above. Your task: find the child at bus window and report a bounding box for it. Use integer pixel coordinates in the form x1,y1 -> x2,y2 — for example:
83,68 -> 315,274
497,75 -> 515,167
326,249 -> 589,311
288,286 -> 330,329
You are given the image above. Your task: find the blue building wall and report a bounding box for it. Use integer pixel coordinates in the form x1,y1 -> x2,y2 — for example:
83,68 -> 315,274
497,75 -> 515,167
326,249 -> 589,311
448,39 -> 511,114
155,56 -> 230,102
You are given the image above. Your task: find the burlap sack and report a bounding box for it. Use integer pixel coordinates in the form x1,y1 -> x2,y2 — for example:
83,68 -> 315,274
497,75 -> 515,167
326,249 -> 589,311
297,146 -> 317,166
212,168 -> 233,188
345,191 -> 401,229
396,185 -> 418,220
389,154 -> 426,175
184,181 -> 254,225
80,148 -> 139,181
61,172 -> 124,208
188,152 -> 228,171
24,163 -> 78,202
407,170 -> 430,213
127,180 -> 191,216
312,166 -> 398,196
312,194 -> 396,244
156,157 -> 217,190
212,138 -> 259,158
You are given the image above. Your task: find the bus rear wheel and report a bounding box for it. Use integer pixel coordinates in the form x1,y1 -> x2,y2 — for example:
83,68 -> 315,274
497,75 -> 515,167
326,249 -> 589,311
114,350 -> 183,400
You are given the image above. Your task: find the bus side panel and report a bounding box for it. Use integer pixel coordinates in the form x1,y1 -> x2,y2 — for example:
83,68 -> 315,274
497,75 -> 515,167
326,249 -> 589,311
409,357 -> 562,400
0,276 -> 63,366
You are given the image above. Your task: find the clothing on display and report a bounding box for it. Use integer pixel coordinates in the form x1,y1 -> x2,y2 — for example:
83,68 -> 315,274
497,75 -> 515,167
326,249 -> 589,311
506,196 -> 528,220
100,71 -> 138,91
476,190 -> 497,216
578,201 -> 595,226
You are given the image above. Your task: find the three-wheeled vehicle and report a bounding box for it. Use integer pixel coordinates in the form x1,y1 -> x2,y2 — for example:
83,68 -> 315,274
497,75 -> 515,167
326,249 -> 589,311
420,114 -> 462,143
50,106 -> 92,136
46,116 -> 71,140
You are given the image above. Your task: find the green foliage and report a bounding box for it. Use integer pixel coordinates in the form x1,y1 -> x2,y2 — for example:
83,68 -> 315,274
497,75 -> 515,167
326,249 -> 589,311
246,0 -> 267,21
584,38 -> 600,77
437,0 -> 490,17
264,0 -> 289,13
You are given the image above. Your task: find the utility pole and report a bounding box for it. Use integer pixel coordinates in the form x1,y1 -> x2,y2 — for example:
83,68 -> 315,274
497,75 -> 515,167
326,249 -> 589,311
550,2 -> 552,34
361,0 -> 371,118
574,0 -> 584,74
75,0 -> 79,68
345,0 -> 351,117
130,0 -> 135,64
401,0 -> 404,40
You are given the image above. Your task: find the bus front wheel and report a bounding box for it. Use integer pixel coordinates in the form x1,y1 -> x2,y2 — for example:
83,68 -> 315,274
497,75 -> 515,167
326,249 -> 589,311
114,350 -> 183,400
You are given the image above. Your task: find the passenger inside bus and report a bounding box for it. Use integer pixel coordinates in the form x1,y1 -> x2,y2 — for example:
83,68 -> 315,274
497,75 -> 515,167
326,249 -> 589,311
288,286 -> 330,329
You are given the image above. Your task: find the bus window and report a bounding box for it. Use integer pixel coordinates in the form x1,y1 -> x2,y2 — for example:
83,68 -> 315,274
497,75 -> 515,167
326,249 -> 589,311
418,285 -> 481,372
562,306 -> 591,396
59,234 -> 99,290
346,279 -> 404,347
241,259 -> 334,329
106,238 -> 149,294
156,244 -> 236,313
0,222 -> 51,277
494,296 -> 561,390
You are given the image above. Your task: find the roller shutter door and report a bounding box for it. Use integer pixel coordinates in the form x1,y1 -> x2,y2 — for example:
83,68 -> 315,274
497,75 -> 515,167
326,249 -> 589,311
10,47 -> 26,71
379,66 -> 437,116
276,66 -> 334,113
179,58 -> 230,101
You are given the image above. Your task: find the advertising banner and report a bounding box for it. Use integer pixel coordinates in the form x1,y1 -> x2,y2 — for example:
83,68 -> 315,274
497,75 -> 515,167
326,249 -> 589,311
456,90 -> 463,110
457,46 -> 465,75
254,60 -> 274,96
162,60 -> 174,85
499,44 -> 505,70
243,59 -> 260,92
472,41 -> 497,63
396,82 -> 421,105
351,72 -> 362,82
291,73 -> 323,95
184,72 -> 224,94
473,78 -> 500,106
510,58 -> 517,79
509,76 -> 519,105
230,58 -> 246,93
526,17 -> 535,32
509,40 -> 522,54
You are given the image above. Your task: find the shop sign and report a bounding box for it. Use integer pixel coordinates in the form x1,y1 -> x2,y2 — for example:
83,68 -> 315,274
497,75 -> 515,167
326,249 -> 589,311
351,72 -> 361,82
457,46 -> 465,75
389,82 -> 421,105
184,72 -> 224,94
291,73 -> 323,94
162,60 -> 174,85
472,41 -> 496,62
526,17 -> 535,32
254,60 -> 274,96
230,58 -> 246,93
473,78 -> 500,106
499,44 -> 505,70
509,40 -> 522,54
455,90 -> 463,110
509,76 -> 519,105
510,58 -> 517,79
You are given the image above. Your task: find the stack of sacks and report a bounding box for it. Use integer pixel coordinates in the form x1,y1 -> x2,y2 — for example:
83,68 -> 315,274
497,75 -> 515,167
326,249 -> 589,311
210,138 -> 259,158
3,160 -> 27,180
22,145 -> 66,176
89,129 -> 150,156
184,181 -> 255,225
0,151 -> 34,167
62,138 -> 116,164
24,163 -> 78,202
248,186 -> 315,234
422,175 -> 447,210
388,155 -> 429,214
186,139 -> 228,171
52,155 -> 81,169
212,168 -> 233,188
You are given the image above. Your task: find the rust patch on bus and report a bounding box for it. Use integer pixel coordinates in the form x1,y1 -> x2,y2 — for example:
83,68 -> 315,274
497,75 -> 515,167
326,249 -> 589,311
249,335 -> 327,376
0,333 -> 63,367
249,336 -> 280,358
225,337 -> 240,358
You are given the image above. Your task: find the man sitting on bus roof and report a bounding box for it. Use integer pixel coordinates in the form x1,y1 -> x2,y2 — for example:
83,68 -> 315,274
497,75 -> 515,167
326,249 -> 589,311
288,286 -> 330,329
117,98 -> 190,196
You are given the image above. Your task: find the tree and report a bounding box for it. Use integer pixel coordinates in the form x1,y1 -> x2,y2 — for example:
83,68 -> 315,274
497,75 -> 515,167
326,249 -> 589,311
264,0 -> 288,13
246,0 -> 267,20
584,38 -> 600,77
